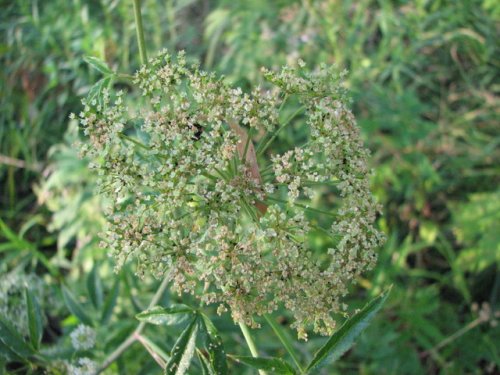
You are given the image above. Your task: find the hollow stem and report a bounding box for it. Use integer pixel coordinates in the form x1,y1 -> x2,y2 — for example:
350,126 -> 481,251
238,322 -> 267,375
132,0 -> 147,65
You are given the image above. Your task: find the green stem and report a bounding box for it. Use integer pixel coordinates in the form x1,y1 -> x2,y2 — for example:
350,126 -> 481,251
426,316 -> 485,355
132,0 -> 147,65
97,275 -> 171,373
257,106 -> 305,157
238,322 -> 267,375
264,314 -> 304,373
265,196 -> 338,218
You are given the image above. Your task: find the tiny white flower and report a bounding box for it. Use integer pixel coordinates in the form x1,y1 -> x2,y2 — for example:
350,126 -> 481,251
70,324 -> 96,350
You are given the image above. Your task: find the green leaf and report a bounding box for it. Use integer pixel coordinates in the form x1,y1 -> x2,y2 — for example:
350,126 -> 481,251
305,287 -> 391,373
87,264 -> 103,309
101,278 -> 120,324
230,355 -> 296,374
25,288 -> 43,350
197,349 -> 216,375
165,317 -> 199,375
0,315 -> 34,359
61,285 -> 93,326
83,56 -> 113,75
87,76 -> 112,106
200,314 -> 228,374
0,218 -> 59,277
0,338 -> 23,362
136,305 -> 194,326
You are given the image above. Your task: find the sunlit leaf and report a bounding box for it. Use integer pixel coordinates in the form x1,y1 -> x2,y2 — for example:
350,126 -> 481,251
136,305 -> 194,326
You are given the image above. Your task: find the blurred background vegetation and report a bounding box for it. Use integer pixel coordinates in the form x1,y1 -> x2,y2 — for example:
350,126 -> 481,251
1,0 -> 499,374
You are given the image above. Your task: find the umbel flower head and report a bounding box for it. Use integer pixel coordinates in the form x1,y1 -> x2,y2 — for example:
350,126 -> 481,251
77,50 -> 384,339
70,324 -> 96,350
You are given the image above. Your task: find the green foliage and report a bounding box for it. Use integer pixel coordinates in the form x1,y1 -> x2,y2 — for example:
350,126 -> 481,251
0,315 -> 35,360
1,0 -> 498,374
136,305 -> 195,326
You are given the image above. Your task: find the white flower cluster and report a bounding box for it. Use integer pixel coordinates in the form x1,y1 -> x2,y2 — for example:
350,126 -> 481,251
78,50 -> 384,338
67,357 -> 97,375
70,324 -> 96,350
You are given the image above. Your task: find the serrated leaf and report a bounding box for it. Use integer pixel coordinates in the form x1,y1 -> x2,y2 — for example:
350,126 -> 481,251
306,287 -> 391,373
136,305 -> 194,326
0,315 -> 34,358
165,317 -> 198,375
83,56 -> 113,75
25,288 -> 43,350
61,285 -> 93,326
200,314 -> 228,374
230,355 -> 296,374
87,264 -> 103,309
101,278 -> 120,324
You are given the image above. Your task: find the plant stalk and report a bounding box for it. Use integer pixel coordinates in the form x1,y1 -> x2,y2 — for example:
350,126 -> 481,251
96,274 -> 171,373
132,0 -> 147,65
238,322 -> 267,375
